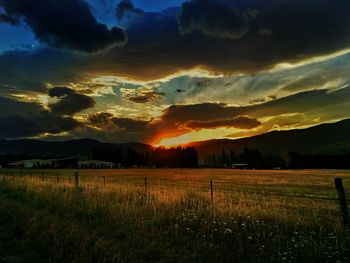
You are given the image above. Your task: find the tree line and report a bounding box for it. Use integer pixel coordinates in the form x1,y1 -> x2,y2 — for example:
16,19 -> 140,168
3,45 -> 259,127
203,148 -> 350,169
288,152 -> 350,169
92,146 -> 198,168
203,148 -> 286,169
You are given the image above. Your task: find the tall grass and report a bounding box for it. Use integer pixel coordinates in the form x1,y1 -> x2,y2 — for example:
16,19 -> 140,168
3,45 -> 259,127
0,170 -> 349,262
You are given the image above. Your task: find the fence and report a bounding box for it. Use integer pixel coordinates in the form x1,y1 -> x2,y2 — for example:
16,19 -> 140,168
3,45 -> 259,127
0,169 -> 349,227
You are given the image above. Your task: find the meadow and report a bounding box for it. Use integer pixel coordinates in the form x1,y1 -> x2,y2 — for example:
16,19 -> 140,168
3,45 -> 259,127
0,168 -> 349,262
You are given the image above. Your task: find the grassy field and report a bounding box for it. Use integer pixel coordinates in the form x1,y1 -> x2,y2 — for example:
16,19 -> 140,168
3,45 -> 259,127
0,169 -> 349,262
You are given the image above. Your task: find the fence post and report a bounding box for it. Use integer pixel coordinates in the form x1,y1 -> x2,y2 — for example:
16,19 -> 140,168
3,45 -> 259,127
41,171 -> 44,182
56,173 -> 59,184
334,178 -> 349,227
210,180 -> 214,202
103,176 -> 106,186
144,177 -> 148,195
74,172 -> 79,187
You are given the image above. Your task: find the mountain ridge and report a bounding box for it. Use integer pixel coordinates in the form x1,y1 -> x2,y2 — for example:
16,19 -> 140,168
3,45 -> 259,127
1,118 -> 350,162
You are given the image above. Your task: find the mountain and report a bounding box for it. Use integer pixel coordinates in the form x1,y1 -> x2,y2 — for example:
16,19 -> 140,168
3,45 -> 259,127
1,119 -> 350,163
0,138 -> 152,158
188,118 -> 350,162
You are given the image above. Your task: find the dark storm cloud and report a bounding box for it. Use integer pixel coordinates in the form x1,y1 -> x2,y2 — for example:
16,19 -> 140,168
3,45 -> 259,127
0,96 -> 42,116
51,86 -> 350,143
0,49 -> 83,86
0,96 -> 79,138
88,112 -> 114,125
159,87 -> 350,126
0,0 -> 127,52
180,115 -> 261,130
116,0 -> 143,21
85,112 -> 152,142
50,93 -> 96,116
106,0 -> 350,79
179,0 -> 250,40
49,87 -> 75,98
2,0 -> 350,83
127,91 -> 165,103
0,113 -> 79,138
112,117 -> 149,132
88,112 -> 149,131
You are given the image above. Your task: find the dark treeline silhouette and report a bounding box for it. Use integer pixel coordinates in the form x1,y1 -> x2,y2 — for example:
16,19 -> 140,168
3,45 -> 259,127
203,148 -> 285,169
92,146 -> 198,168
288,152 -> 350,169
204,148 -> 350,169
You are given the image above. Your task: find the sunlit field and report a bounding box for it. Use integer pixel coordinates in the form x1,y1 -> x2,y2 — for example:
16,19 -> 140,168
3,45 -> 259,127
1,169 -> 350,262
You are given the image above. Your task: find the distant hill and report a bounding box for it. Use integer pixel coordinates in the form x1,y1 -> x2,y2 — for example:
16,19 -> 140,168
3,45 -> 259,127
1,119 -> 350,163
188,118 -> 350,162
0,138 -> 152,159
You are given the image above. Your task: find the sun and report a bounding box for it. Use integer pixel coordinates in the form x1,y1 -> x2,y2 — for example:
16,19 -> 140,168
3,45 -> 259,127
153,128 -> 248,148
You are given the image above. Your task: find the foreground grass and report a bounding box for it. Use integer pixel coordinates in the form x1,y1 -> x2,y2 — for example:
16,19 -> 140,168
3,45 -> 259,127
0,173 -> 350,262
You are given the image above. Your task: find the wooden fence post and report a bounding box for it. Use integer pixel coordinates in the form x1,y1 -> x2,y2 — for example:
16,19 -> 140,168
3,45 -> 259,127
210,180 -> 214,202
144,177 -> 148,195
103,176 -> 106,186
74,172 -> 79,187
335,178 -> 349,227
41,171 -> 44,182
56,173 -> 59,184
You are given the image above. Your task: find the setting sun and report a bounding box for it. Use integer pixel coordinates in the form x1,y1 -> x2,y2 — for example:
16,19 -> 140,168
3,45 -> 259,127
153,128 -> 245,148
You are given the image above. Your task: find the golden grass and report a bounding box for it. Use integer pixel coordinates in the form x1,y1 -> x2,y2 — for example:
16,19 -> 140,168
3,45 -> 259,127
0,168 -> 350,262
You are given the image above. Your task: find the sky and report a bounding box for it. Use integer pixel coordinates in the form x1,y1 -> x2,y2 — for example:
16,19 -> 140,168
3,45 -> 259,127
0,0 -> 350,146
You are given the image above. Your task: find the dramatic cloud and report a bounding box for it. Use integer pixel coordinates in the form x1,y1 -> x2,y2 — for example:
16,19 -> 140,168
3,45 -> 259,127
0,96 -> 42,116
180,115 -> 261,130
127,91 -> 165,103
0,113 -> 79,138
1,0 -> 350,143
2,0 -> 350,83
0,0 -> 127,52
49,87 -> 75,98
112,0 -> 350,79
0,96 -> 79,138
159,87 -> 350,131
88,112 -> 149,132
50,92 -> 96,116
116,0 -> 143,21
179,0 -> 249,40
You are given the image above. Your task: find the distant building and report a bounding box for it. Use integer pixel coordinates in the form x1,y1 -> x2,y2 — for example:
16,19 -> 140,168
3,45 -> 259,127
8,159 -> 52,169
78,160 -> 114,169
8,158 -> 116,169
52,157 -> 79,169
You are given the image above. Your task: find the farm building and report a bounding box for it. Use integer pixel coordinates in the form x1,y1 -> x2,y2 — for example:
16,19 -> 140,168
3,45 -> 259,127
8,159 -> 52,169
8,157 -> 79,169
52,157 -> 79,168
78,160 -> 114,169
7,158 -> 116,169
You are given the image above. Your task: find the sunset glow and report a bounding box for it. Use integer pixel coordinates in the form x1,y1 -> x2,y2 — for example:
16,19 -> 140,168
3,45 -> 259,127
0,0 -> 350,145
